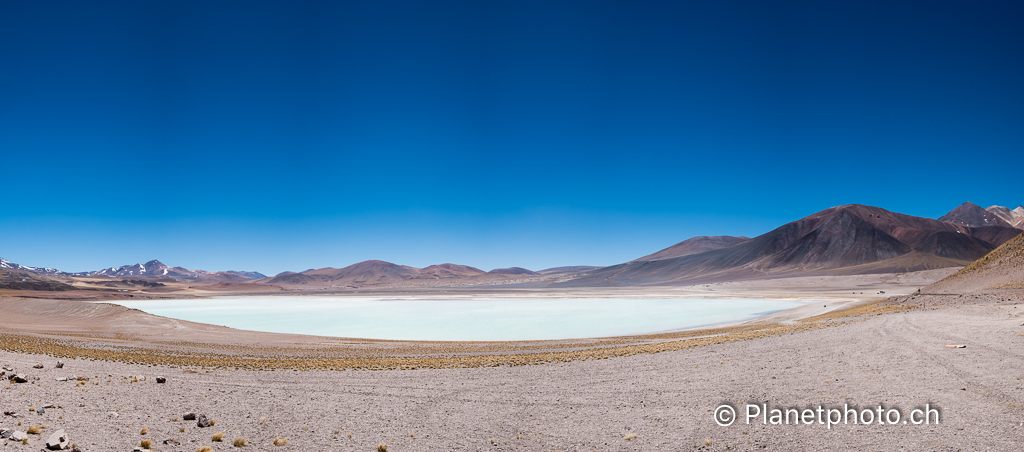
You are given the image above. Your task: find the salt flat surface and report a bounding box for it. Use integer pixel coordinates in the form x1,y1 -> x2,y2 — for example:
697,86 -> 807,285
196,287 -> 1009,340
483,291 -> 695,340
110,297 -> 806,341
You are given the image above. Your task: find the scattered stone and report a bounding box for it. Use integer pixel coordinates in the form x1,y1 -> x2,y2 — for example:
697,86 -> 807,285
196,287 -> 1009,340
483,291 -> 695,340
109,412 -> 119,419
54,362 -> 64,369
32,363 -> 44,369
37,407 -> 45,414
55,377 -> 68,382
163,438 -> 180,446
0,429 -> 11,439
2,365 -> 12,371
11,430 -> 28,441
182,412 -> 196,420
196,414 -> 211,428
45,429 -> 68,450
42,404 -> 55,409
156,376 -> 166,383
3,411 -> 13,416
10,374 -> 27,383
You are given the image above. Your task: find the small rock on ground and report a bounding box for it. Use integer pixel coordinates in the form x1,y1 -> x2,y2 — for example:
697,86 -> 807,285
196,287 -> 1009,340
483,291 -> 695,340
45,429 -> 68,450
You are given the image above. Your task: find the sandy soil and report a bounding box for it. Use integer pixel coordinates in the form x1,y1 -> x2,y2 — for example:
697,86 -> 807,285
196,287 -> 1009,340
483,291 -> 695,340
1,270 -> 1022,451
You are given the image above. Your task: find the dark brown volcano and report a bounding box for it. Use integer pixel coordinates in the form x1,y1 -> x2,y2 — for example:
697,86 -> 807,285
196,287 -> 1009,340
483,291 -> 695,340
562,204 -> 1022,286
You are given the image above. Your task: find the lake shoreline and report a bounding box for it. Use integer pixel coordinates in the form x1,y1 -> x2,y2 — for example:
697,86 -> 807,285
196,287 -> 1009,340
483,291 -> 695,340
105,296 -> 810,342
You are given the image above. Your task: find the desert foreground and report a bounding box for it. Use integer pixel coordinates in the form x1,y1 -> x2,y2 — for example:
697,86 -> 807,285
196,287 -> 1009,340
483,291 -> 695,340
1,270 -> 1023,451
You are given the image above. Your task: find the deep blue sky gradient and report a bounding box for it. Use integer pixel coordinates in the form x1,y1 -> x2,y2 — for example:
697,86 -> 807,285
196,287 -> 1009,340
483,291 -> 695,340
2,1 -> 1022,274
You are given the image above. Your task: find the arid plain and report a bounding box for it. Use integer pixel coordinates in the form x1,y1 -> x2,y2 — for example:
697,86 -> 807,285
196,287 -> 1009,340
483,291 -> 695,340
2,267 -> 1023,451
1,204 -> 1023,450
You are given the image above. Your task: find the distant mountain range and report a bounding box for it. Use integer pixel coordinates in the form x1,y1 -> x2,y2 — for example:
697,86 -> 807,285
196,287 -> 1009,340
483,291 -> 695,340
0,258 -> 266,283
264,261 -> 560,286
2,201 -> 1020,290
0,257 -> 74,277
88,260 -> 268,283
559,203 -> 1022,287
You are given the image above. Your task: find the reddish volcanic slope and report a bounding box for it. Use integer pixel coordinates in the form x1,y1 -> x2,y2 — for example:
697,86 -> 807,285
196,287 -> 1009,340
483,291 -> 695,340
562,204 -> 1022,286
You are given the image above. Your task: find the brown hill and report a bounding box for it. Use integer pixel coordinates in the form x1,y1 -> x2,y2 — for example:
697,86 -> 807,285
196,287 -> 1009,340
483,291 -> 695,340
560,204 -> 1021,287
927,230 -> 1024,293
939,202 -> 1012,228
270,260 -> 421,286
632,236 -> 750,262
418,263 -> 485,278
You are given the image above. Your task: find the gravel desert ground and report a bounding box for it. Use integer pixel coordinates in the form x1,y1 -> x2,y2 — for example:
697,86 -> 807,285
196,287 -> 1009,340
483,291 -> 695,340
1,267 -> 1023,451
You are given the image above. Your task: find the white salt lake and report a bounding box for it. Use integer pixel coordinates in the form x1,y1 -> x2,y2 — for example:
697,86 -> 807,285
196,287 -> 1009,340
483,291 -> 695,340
110,297 -> 807,341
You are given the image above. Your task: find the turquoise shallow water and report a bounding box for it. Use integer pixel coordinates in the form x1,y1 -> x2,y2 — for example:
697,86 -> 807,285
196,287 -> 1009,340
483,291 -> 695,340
109,297 -> 806,341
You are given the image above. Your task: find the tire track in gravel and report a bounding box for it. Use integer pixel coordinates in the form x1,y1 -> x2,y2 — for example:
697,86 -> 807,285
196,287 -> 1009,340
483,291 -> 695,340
877,312 -> 1024,409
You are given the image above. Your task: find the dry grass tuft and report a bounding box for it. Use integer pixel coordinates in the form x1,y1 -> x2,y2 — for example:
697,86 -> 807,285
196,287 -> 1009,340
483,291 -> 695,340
140,439 -> 153,448
258,417 -> 266,423
179,427 -> 186,433
198,447 -> 213,452
377,443 -> 388,452
273,437 -> 288,446
233,438 -> 247,447
27,425 -> 43,435
705,438 -> 713,446
140,427 -> 148,435
210,419 -> 217,426
212,432 -> 225,442
624,432 -> 637,441
21,438 -> 29,445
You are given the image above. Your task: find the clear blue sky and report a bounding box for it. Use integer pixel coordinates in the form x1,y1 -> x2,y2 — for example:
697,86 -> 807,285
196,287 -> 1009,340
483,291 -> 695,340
2,1 -> 1022,275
